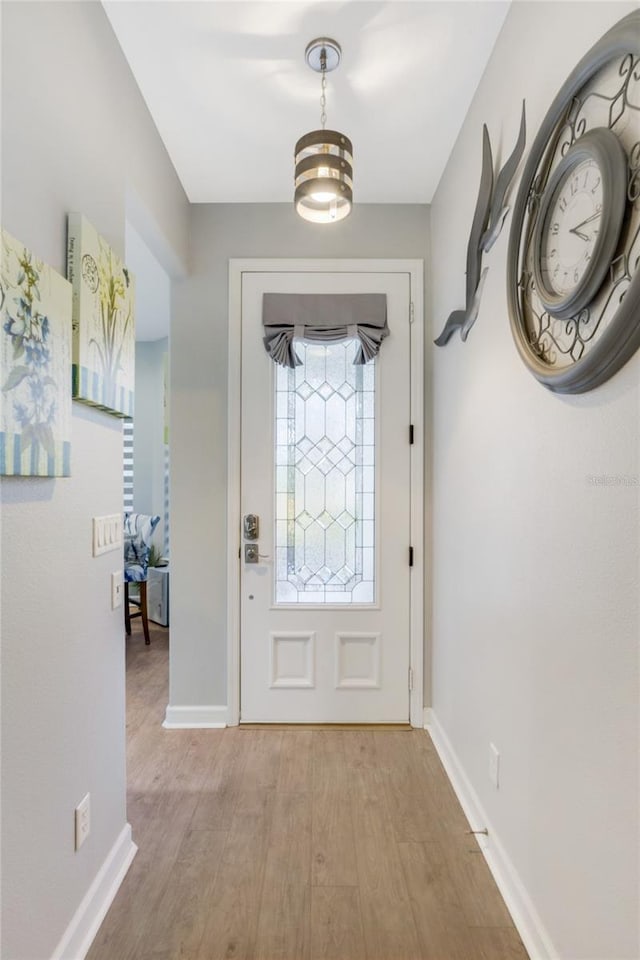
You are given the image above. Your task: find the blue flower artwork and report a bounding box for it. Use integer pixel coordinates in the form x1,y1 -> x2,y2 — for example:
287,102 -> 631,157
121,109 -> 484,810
1,230 -> 72,476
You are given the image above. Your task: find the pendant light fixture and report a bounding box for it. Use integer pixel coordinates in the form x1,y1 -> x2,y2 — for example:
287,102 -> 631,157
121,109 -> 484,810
294,38 -> 353,223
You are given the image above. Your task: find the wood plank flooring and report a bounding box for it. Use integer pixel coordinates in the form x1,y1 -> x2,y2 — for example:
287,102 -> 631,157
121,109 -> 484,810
87,623 -> 529,960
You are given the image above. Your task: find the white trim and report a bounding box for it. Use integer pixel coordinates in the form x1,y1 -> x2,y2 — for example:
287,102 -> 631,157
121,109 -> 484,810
228,258 -> 425,728
227,262 -> 243,726
425,710 -> 558,960
163,704 -> 228,728
408,262 -> 424,728
50,824 -> 137,960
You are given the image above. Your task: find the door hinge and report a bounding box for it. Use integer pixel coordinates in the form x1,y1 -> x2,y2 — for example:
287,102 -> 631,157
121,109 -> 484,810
408,667 -> 414,691
409,546 -> 414,567
409,301 -> 415,324
409,424 -> 414,445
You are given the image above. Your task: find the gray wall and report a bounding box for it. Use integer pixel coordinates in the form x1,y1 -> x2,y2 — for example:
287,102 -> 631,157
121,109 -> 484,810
429,3 -> 638,958
134,338 -> 168,551
170,203 -> 429,709
0,3 -> 189,958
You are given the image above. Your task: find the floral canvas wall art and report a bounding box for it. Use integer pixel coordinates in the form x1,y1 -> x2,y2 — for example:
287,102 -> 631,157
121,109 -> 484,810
0,229 -> 72,477
67,214 -> 135,418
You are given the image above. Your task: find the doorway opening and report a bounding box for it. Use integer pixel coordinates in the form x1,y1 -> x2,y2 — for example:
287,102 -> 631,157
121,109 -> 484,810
122,219 -> 172,645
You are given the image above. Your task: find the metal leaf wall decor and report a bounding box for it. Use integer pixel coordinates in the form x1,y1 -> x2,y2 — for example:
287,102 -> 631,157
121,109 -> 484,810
435,101 -> 526,347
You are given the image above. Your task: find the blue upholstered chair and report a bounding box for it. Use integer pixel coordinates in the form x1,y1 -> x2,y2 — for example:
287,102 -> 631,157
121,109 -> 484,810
124,512 -> 160,645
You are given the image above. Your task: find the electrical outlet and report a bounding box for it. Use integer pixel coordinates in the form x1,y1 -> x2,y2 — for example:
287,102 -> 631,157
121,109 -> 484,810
111,571 -> 123,609
75,793 -> 90,850
489,743 -> 500,789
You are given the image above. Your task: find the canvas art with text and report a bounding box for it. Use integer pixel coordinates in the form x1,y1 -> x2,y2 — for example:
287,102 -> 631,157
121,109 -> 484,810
0,229 -> 72,477
67,213 -> 135,418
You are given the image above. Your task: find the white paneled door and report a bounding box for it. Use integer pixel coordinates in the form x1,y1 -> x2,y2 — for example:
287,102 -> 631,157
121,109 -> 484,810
240,269 -> 413,723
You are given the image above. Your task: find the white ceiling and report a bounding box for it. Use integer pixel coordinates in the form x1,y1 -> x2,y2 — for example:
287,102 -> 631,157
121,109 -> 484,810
104,1 -> 510,205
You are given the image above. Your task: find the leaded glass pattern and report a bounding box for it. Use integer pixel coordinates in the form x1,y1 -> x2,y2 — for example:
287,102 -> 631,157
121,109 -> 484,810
275,339 -> 375,604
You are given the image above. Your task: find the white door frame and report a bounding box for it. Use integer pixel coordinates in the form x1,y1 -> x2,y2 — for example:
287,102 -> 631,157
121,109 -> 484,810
227,258 -> 424,727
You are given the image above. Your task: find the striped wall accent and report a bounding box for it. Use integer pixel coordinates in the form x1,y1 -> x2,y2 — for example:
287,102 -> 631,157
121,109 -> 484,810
123,419 -> 134,514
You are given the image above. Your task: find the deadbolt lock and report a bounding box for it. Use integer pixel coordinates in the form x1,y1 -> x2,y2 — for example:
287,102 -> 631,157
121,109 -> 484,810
243,514 -> 259,541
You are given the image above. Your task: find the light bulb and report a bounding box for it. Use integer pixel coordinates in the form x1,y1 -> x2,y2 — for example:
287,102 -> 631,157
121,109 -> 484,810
310,165 -> 336,203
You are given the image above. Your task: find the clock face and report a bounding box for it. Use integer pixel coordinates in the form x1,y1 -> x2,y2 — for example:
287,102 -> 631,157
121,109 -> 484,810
540,157 -> 602,298
531,128 -> 627,323
507,12 -> 640,394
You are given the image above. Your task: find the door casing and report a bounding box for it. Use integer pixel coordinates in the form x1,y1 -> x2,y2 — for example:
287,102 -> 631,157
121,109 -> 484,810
227,258 -> 424,726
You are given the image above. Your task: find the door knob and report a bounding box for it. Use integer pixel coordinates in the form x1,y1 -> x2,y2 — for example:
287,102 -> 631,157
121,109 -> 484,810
244,544 -> 270,563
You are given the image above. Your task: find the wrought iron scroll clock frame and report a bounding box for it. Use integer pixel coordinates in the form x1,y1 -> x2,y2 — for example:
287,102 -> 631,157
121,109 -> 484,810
507,11 -> 640,394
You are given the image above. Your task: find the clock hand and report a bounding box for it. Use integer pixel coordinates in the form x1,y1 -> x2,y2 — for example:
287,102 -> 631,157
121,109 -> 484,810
569,210 -> 601,238
570,228 -> 590,242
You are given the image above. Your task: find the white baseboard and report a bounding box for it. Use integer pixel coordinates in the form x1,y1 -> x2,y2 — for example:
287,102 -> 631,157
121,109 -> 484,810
163,704 -> 228,728
51,823 -> 137,960
424,709 -> 557,960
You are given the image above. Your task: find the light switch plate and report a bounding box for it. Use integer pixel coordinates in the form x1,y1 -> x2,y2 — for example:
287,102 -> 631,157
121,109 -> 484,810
111,571 -> 123,609
93,514 -> 122,557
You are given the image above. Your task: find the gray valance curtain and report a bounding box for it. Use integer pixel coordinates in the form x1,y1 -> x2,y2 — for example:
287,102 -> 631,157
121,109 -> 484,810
262,293 -> 389,368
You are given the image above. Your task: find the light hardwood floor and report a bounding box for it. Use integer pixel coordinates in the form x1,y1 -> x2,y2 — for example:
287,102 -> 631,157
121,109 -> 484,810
87,623 -> 529,960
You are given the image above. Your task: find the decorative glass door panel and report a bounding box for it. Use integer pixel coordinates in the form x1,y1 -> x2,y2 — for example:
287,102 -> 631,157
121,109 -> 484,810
275,339 -> 375,604
240,270 -> 412,723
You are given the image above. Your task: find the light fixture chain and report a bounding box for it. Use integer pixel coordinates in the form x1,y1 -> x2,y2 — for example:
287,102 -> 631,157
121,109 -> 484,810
320,68 -> 327,129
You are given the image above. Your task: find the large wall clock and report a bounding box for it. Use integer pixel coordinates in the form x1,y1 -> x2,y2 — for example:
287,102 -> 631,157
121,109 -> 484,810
507,11 -> 640,394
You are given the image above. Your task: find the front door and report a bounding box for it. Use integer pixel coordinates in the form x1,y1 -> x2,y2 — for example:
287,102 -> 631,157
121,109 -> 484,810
240,269 -> 412,723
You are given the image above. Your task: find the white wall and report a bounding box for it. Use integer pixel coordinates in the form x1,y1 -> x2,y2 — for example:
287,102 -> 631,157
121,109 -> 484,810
170,203 -> 429,711
133,338 -> 168,552
0,4 -> 189,958
429,3 -> 639,959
